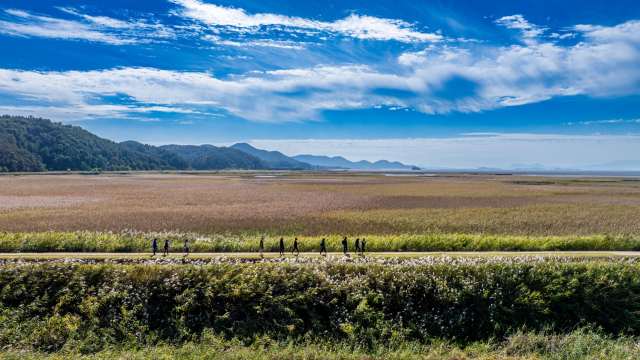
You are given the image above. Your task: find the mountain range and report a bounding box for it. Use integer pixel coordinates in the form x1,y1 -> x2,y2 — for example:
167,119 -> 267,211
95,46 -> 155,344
499,161 -> 640,171
229,143 -> 313,169
5,115 -> 639,173
0,116 -> 414,172
292,155 -> 417,170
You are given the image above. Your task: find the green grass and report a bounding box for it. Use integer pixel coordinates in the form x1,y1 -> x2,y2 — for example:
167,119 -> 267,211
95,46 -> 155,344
3,328 -> 640,359
2,231 -> 640,253
0,252 -> 632,260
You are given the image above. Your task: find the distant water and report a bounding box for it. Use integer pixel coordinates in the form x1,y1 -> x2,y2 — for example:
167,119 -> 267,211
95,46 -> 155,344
360,170 -> 640,178
515,171 -> 640,178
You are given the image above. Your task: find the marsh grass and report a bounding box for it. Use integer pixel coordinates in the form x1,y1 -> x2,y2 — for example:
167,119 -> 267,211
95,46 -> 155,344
2,174 -> 640,235
1,231 -> 640,252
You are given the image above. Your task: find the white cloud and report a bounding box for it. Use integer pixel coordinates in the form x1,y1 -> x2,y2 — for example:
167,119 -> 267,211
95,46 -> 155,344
248,134 -> 640,168
495,14 -> 548,38
569,119 -> 640,125
0,8 -> 176,44
0,17 -> 639,123
397,45 -> 468,65
549,32 -> 576,39
0,103 -> 200,121
0,9 -> 135,44
169,0 -> 442,43
575,20 -> 640,43
206,36 -> 312,49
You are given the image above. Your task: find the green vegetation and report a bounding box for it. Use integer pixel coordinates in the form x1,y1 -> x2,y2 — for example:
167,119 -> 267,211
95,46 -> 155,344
121,141 -> 190,170
160,144 -> 269,170
4,328 -> 640,359
0,116 -> 178,172
2,231 -> 640,253
0,116 -> 284,172
0,257 -> 639,357
230,142 -> 314,169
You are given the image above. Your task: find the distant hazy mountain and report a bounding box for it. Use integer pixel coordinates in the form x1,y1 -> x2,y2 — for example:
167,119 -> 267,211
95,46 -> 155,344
230,143 -> 313,169
292,155 -> 414,170
575,160 -> 640,171
506,163 -> 554,170
503,161 -> 640,171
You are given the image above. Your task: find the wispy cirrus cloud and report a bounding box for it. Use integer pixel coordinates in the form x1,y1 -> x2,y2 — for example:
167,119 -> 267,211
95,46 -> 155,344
0,103 -> 203,121
567,119 -> 640,125
0,8 -> 176,44
169,0 -> 443,43
203,35 -> 312,49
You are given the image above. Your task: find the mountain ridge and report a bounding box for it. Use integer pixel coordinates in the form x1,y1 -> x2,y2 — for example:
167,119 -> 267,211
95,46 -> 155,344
160,144 -> 269,170
230,143 -> 313,169
0,116 -> 177,172
292,154 -> 415,170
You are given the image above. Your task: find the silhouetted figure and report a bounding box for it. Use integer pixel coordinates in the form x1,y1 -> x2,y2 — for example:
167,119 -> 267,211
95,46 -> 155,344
279,237 -> 285,256
342,237 -> 348,254
320,238 -> 327,255
292,237 -> 300,255
184,239 -> 190,256
152,238 -> 158,256
355,237 -> 361,254
163,239 -> 170,255
361,238 -> 366,255
259,236 -> 264,256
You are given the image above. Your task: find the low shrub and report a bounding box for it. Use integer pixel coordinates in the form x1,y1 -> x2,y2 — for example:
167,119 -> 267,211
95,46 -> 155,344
1,256 -> 639,353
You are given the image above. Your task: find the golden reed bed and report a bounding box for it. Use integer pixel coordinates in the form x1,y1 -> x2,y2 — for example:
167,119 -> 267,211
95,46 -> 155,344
1,172 -> 640,235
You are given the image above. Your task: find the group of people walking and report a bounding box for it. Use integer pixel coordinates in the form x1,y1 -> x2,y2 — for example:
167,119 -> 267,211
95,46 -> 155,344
152,238 -> 190,256
152,236 -> 367,257
259,236 -> 366,256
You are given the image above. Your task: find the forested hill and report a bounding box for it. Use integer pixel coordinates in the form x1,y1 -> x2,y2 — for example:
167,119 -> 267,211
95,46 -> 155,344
160,145 -> 269,170
120,141 -> 190,170
0,116 -> 177,172
0,115 -> 292,172
230,143 -> 313,169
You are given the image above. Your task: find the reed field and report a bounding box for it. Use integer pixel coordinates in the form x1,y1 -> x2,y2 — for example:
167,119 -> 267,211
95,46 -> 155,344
1,256 -> 640,358
1,172 -> 640,236
2,231 -> 640,253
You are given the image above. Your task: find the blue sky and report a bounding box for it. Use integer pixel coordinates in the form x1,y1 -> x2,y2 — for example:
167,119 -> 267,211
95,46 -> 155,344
1,0 -> 640,167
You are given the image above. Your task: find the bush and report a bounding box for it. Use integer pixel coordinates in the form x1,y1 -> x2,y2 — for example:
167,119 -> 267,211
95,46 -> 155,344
1,256 -> 639,353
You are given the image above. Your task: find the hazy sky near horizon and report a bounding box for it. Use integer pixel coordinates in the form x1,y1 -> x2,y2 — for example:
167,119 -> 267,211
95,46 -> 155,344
1,0 -> 640,167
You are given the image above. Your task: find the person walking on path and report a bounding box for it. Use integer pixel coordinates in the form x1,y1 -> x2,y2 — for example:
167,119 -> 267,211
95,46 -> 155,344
361,238 -> 366,255
342,237 -> 348,254
152,238 -> 158,256
292,237 -> 300,256
279,237 -> 285,256
259,236 -> 264,256
163,239 -> 170,256
355,238 -> 361,254
320,238 -> 327,255
183,239 -> 190,256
